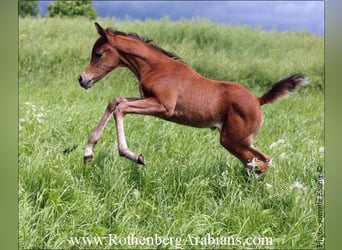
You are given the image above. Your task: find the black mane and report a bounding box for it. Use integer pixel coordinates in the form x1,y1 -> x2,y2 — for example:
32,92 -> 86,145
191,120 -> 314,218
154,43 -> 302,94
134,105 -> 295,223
107,28 -> 182,61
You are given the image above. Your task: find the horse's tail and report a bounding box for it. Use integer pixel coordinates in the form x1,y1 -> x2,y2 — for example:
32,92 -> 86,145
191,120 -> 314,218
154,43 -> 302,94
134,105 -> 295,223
259,73 -> 308,105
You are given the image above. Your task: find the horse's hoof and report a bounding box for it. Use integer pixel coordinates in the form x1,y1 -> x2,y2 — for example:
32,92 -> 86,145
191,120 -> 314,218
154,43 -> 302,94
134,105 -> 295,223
83,155 -> 93,164
137,154 -> 145,165
245,158 -> 270,176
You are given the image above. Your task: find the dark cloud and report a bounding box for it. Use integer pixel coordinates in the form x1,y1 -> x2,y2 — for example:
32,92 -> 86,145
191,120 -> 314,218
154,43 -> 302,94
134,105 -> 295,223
39,1 -> 324,35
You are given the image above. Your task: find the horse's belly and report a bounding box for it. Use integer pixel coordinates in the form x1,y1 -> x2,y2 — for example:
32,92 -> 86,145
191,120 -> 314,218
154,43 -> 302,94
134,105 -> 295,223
166,105 -> 222,128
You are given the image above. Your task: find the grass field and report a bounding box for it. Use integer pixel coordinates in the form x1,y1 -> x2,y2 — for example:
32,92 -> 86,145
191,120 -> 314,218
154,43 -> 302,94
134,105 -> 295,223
19,17 -> 324,249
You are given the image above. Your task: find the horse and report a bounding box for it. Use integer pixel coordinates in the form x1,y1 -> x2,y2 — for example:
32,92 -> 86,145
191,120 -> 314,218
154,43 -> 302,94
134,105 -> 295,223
78,22 -> 307,174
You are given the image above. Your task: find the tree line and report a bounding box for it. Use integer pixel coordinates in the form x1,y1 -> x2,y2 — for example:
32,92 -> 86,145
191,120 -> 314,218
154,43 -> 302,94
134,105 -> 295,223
19,0 -> 96,20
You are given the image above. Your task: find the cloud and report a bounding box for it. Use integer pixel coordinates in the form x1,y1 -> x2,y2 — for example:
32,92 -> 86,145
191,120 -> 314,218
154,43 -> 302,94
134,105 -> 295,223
39,1 -> 324,35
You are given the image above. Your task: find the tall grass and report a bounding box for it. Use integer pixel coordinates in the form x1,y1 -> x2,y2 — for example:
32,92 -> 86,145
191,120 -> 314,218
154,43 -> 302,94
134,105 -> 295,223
19,17 -> 323,249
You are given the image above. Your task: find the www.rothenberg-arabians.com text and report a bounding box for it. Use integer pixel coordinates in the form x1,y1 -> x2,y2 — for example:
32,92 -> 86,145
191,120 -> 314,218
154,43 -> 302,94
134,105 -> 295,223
67,233 -> 273,249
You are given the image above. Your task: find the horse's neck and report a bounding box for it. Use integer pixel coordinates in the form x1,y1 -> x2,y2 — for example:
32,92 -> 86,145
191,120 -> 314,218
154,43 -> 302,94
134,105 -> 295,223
119,53 -> 146,80
115,37 -> 163,80
115,36 -> 152,60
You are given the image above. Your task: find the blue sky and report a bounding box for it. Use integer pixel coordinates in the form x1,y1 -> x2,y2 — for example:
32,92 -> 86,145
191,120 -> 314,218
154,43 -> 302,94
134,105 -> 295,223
38,1 -> 324,35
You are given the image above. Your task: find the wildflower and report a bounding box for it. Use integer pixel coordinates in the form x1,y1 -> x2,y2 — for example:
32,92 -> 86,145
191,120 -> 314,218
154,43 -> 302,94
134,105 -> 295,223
34,113 -> 45,118
265,183 -> 272,188
280,152 -> 287,159
268,159 -> 273,166
37,118 -> 44,124
218,170 -> 229,187
291,181 -> 306,190
269,139 -> 285,149
23,101 -> 50,125
19,34 -> 27,40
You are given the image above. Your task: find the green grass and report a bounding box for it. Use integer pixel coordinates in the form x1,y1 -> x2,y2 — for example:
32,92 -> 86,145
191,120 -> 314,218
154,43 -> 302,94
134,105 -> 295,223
19,17 -> 323,249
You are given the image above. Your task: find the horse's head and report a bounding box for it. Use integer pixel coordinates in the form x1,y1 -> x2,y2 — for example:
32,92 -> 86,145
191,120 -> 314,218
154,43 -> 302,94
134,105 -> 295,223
78,23 -> 122,89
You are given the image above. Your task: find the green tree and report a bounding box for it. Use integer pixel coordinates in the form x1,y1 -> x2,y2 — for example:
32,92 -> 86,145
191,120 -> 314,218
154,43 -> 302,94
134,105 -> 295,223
48,0 -> 96,20
19,0 -> 39,17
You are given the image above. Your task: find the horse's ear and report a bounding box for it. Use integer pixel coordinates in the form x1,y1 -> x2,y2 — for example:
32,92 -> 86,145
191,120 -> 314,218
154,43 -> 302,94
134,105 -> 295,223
95,22 -> 106,37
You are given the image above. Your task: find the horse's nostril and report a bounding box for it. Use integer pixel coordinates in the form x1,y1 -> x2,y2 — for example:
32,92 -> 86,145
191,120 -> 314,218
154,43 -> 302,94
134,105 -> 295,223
78,75 -> 82,83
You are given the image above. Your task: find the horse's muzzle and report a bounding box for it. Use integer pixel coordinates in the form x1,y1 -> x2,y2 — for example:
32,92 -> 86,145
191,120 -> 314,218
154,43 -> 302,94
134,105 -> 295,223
78,75 -> 92,89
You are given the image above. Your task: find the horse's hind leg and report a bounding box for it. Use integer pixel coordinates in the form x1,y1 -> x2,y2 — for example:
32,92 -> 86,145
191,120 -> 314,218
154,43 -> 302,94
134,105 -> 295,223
219,121 -> 271,174
220,133 -> 271,174
242,144 -> 271,174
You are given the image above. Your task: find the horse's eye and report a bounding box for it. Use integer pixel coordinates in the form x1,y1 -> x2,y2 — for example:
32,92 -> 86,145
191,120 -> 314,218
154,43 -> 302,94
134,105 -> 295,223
94,51 -> 102,58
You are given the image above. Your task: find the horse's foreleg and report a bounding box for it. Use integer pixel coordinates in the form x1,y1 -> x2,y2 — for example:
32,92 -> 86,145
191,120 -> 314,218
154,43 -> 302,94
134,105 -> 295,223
113,97 -> 171,165
84,97 -> 140,164
113,107 -> 146,165
84,108 -> 112,163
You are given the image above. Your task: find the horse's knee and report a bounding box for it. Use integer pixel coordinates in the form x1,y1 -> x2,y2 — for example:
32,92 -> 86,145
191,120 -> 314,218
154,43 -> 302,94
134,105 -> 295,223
106,101 -> 117,112
106,97 -> 127,112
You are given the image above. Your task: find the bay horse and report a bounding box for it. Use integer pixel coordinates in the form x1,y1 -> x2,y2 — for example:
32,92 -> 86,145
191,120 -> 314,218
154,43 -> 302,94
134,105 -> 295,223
78,23 -> 307,174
